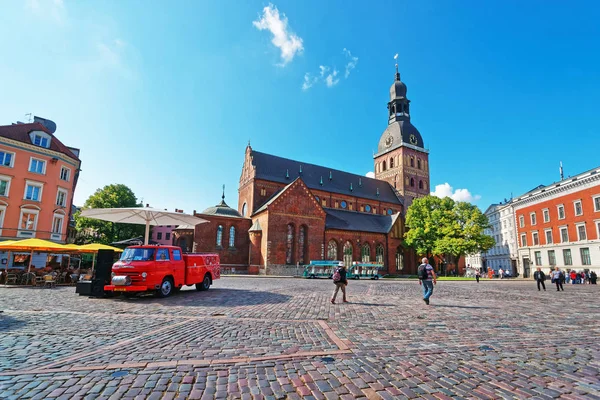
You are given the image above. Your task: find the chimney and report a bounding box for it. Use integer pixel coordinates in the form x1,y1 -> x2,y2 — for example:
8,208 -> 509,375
146,203 -> 150,208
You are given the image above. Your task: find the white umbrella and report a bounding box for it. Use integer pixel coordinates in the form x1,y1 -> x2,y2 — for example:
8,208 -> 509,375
79,207 -> 208,245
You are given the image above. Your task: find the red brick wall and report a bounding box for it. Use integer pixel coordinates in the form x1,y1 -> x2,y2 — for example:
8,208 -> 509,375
192,215 -> 252,267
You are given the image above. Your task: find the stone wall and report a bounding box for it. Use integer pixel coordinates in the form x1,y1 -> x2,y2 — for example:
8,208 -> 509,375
258,264 -> 303,276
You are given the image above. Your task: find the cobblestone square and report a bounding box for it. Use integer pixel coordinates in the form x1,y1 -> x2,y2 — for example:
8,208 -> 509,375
1,278 -> 599,399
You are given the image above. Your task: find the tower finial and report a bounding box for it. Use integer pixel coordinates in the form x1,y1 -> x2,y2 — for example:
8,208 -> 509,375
393,53 -> 400,81
222,184 -> 225,201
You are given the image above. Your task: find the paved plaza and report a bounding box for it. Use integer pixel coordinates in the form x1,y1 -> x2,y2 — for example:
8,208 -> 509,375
1,278 -> 599,399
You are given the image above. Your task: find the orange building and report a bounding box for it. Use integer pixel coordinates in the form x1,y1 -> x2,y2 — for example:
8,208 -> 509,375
0,118 -> 81,249
513,166 -> 600,277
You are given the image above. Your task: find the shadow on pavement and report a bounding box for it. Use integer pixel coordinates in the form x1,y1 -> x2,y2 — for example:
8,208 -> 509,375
431,304 -> 490,309
345,302 -> 395,307
111,288 -> 292,307
0,313 -> 27,332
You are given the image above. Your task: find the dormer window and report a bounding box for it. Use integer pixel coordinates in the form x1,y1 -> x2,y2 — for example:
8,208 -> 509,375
29,131 -> 51,149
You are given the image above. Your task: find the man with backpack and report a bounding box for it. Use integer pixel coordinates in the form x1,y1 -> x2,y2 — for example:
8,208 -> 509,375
418,257 -> 437,305
331,263 -> 348,304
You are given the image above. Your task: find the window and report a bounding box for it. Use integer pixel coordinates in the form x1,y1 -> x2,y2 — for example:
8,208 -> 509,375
560,227 -> 569,243
520,234 -> 527,247
382,161 -> 386,171
33,134 -> 49,148
594,196 -> 600,212
315,196 -> 320,203
574,200 -> 583,216
395,246 -> 404,271
417,159 -> 421,169
576,224 -> 587,241
343,241 -> 352,267
597,221 -> 600,239
563,249 -> 572,265
56,188 -> 68,207
340,201 -> 347,209
24,182 -> 43,201
19,209 -> 38,231
327,240 -> 337,260
241,202 -> 247,217
322,199 -> 326,207
580,248 -> 591,265
418,180 -> 423,189
52,214 -> 65,234
286,224 -> 295,264
519,215 -> 524,228
532,232 -> 539,246
545,229 -> 553,244
387,208 -> 393,215
166,232 -> 171,241
216,225 -> 223,247
389,157 -> 394,168
548,250 -> 556,266
29,158 -> 46,174
0,151 -> 14,167
376,244 -> 384,263
229,226 -> 236,248
60,167 -> 70,181
156,248 -> 170,261
361,243 -> 370,262
364,205 -> 371,213
410,158 -> 414,167
410,178 -> 414,187
530,212 -> 536,225
543,209 -> 550,223
0,206 -> 5,235
157,232 -> 163,240
557,205 -> 565,219
534,251 -> 542,266
173,249 -> 182,260
0,176 -> 11,197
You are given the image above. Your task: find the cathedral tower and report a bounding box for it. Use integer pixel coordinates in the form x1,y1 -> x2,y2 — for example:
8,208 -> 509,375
374,66 -> 430,207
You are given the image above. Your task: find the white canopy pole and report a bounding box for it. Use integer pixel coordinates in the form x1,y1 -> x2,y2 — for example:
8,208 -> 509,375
144,219 -> 150,245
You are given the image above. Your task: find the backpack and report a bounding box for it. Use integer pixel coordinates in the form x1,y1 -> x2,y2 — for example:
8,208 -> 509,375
418,263 -> 429,280
332,268 -> 341,282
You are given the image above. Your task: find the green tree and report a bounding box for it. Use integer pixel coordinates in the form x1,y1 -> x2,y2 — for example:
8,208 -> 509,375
405,195 -> 494,272
75,184 -> 144,244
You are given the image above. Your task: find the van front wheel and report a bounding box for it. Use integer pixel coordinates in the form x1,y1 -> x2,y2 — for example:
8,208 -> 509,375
157,278 -> 174,298
196,275 -> 211,291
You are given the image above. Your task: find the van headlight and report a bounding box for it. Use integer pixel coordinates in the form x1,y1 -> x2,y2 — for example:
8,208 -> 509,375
141,272 -> 147,278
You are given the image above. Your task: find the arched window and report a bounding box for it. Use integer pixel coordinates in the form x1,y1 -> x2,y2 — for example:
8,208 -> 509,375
417,159 -> 422,169
241,203 -> 247,217
382,161 -> 387,171
410,157 -> 414,167
216,225 -> 223,247
298,225 -> 307,264
286,224 -> 295,265
361,243 -> 370,262
343,241 -> 353,267
395,246 -> 404,271
376,244 -> 384,263
410,178 -> 415,187
327,240 -> 338,260
229,226 -> 235,248
418,180 -> 423,190
390,158 -> 394,168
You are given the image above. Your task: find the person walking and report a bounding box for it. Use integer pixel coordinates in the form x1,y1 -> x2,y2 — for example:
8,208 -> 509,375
499,268 -> 504,279
590,271 -> 597,284
570,270 -> 577,284
534,267 -> 546,291
475,269 -> 480,283
551,267 -> 564,291
331,263 -> 348,304
418,257 -> 437,305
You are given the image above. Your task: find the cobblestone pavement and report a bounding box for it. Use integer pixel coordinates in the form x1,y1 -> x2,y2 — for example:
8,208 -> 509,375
1,278 -> 599,399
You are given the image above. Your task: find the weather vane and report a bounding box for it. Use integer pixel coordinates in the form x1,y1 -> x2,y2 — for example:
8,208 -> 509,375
394,53 -> 399,73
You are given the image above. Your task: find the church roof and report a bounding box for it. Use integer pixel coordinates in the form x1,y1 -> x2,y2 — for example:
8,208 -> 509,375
250,151 -> 402,204
376,120 -> 424,155
325,208 -> 400,234
200,196 -> 243,218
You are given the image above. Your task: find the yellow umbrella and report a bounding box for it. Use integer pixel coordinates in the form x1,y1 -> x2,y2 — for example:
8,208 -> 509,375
77,243 -> 123,273
0,238 -> 69,277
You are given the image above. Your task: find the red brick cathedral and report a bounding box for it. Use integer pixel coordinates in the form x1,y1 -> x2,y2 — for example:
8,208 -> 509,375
174,68 -> 430,275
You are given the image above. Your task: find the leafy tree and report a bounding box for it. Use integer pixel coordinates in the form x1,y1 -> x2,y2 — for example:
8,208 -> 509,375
405,195 -> 494,272
75,184 -> 144,244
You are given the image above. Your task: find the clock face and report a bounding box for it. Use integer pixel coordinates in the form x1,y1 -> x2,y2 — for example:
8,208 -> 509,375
409,134 -> 418,145
385,135 -> 393,147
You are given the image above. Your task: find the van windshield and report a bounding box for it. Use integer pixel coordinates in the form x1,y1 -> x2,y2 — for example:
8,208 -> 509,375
120,248 -> 155,262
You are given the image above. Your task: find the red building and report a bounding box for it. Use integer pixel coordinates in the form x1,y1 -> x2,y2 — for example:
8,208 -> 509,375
513,166 -> 600,277
175,69 -> 430,275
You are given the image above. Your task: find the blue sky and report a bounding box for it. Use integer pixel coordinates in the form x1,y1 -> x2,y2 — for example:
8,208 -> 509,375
1,1 -> 599,213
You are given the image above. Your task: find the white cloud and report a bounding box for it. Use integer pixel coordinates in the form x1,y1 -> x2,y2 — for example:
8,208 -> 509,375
325,69 -> 339,87
343,48 -> 358,78
26,0 -> 66,24
431,183 -> 481,203
365,172 -> 375,178
394,53 -> 398,60
302,73 -> 318,91
253,4 -> 303,66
